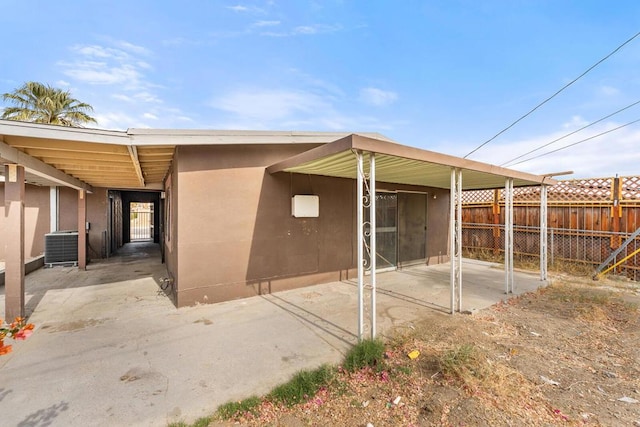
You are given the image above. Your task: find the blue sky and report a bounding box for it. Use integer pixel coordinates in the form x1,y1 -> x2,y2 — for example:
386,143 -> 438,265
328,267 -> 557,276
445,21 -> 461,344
1,1 -> 640,178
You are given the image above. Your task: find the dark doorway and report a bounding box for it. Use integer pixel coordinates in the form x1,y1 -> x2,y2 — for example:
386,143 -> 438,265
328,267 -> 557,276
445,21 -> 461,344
107,190 -> 163,258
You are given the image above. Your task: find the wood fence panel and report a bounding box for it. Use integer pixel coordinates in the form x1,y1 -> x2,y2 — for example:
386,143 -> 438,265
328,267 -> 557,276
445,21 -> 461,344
462,176 -> 640,280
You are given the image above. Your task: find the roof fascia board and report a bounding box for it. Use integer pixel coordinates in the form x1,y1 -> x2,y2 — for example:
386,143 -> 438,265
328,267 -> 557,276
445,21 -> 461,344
266,134 -> 356,174
0,120 -> 129,145
128,129 -> 393,146
351,135 -> 557,186
268,133 -> 557,187
0,137 -> 93,192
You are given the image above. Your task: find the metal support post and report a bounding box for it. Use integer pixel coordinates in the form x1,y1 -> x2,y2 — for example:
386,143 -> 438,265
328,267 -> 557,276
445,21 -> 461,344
456,168 -> 463,312
356,151 -> 364,341
369,153 -> 377,339
504,178 -> 514,293
540,184 -> 548,281
449,168 -> 463,313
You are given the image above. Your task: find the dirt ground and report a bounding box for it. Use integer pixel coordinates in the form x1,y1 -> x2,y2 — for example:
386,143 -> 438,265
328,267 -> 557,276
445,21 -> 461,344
214,274 -> 640,426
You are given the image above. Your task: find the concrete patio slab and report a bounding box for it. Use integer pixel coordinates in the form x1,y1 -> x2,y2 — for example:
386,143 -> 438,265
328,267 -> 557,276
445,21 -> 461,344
0,243 -> 547,426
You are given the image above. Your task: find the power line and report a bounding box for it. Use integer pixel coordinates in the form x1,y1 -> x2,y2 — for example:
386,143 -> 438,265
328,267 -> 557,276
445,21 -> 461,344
501,99 -> 640,167
464,30 -> 640,159
507,117 -> 640,167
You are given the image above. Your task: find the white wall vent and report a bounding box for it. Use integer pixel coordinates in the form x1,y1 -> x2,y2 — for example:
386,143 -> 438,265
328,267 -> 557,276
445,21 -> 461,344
291,195 -> 319,218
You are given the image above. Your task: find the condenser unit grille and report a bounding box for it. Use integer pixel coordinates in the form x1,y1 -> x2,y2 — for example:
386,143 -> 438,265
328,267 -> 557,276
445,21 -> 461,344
45,231 -> 79,266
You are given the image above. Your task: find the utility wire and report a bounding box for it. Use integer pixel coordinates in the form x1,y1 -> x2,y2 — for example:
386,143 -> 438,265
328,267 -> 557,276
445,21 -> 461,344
464,30 -> 640,159
507,117 -> 640,167
501,99 -> 640,167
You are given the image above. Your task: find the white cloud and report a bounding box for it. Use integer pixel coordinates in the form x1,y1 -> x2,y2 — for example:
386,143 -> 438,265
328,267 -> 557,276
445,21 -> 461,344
134,91 -> 162,103
359,87 -> 398,107
562,115 -> 588,129
56,39 -> 176,129
470,121 -> 640,178
227,4 -> 265,14
228,5 -> 249,12
599,85 -> 620,96
253,20 -> 280,27
56,80 -> 70,87
59,41 -> 158,98
208,82 -> 404,134
212,88 -> 330,122
111,94 -> 134,102
94,111 -> 140,130
62,62 -> 141,86
261,23 -> 342,37
115,40 -> 151,55
293,26 -> 318,35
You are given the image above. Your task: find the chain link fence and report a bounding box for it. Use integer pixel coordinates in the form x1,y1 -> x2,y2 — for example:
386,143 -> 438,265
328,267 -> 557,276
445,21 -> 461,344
462,222 -> 640,280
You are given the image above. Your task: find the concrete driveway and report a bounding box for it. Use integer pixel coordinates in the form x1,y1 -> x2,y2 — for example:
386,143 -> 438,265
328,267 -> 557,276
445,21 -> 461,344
0,243 -> 546,426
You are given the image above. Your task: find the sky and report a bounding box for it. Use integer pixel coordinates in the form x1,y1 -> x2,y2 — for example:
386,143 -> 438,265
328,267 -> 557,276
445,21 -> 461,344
1,1 -> 640,179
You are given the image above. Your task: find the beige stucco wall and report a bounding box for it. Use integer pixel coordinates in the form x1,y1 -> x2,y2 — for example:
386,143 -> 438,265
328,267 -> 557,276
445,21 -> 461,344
0,183 -> 50,260
163,166 -> 179,303
86,188 -> 108,259
56,186 -> 108,259
0,185 -> 109,263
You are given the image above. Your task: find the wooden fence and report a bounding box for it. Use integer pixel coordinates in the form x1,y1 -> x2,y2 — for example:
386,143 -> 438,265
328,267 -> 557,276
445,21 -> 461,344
462,176 -> 640,280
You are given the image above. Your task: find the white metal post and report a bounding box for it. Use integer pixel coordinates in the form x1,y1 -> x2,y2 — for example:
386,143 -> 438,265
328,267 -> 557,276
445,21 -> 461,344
449,168 -> 456,314
509,179 -> 514,292
449,168 -> 463,313
356,151 -> 364,341
49,186 -> 59,232
504,180 -> 511,294
504,178 -> 514,293
540,184 -> 548,281
456,168 -> 463,312
369,153 -> 377,339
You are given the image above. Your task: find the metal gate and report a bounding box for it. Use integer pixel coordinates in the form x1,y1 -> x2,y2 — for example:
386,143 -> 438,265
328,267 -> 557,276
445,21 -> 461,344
130,202 -> 153,241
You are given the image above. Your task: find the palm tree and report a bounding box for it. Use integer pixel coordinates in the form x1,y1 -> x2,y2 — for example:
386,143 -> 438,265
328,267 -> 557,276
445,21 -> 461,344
1,81 -> 97,127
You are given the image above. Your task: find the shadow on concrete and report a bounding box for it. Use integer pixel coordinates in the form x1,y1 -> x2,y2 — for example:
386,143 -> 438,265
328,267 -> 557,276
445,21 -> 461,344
17,401 -> 69,427
395,268 -> 450,280
1,242 -> 169,318
341,279 -> 450,314
0,387 -> 11,402
261,293 -> 357,347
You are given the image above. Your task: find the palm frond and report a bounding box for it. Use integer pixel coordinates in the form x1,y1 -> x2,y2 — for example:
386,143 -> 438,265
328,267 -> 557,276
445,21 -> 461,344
1,81 -> 97,127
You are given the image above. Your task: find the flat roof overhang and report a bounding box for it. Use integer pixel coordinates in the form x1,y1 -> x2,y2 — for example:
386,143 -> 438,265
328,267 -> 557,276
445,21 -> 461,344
0,120 -> 174,190
268,134 -> 557,189
0,120 -> 397,191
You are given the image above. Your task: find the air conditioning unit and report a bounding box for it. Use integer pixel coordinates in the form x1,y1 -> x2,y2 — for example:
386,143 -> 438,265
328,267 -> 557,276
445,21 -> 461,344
45,231 -> 79,267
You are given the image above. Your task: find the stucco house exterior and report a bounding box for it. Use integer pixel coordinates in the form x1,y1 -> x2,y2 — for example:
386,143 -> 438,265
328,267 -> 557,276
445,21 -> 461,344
0,120 -> 555,323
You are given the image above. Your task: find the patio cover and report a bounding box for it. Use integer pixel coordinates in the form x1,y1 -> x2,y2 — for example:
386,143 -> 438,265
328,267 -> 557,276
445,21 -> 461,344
268,134 -> 557,340
268,133 -> 556,190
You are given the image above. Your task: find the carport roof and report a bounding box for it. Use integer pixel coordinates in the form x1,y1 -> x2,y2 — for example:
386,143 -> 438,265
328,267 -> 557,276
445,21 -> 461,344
268,134 -> 557,190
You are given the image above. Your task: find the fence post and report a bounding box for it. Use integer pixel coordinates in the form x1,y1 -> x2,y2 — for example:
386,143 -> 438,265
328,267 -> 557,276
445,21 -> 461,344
540,184 -> 548,281
550,228 -> 554,267
492,189 -> 501,255
611,176 -> 622,249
